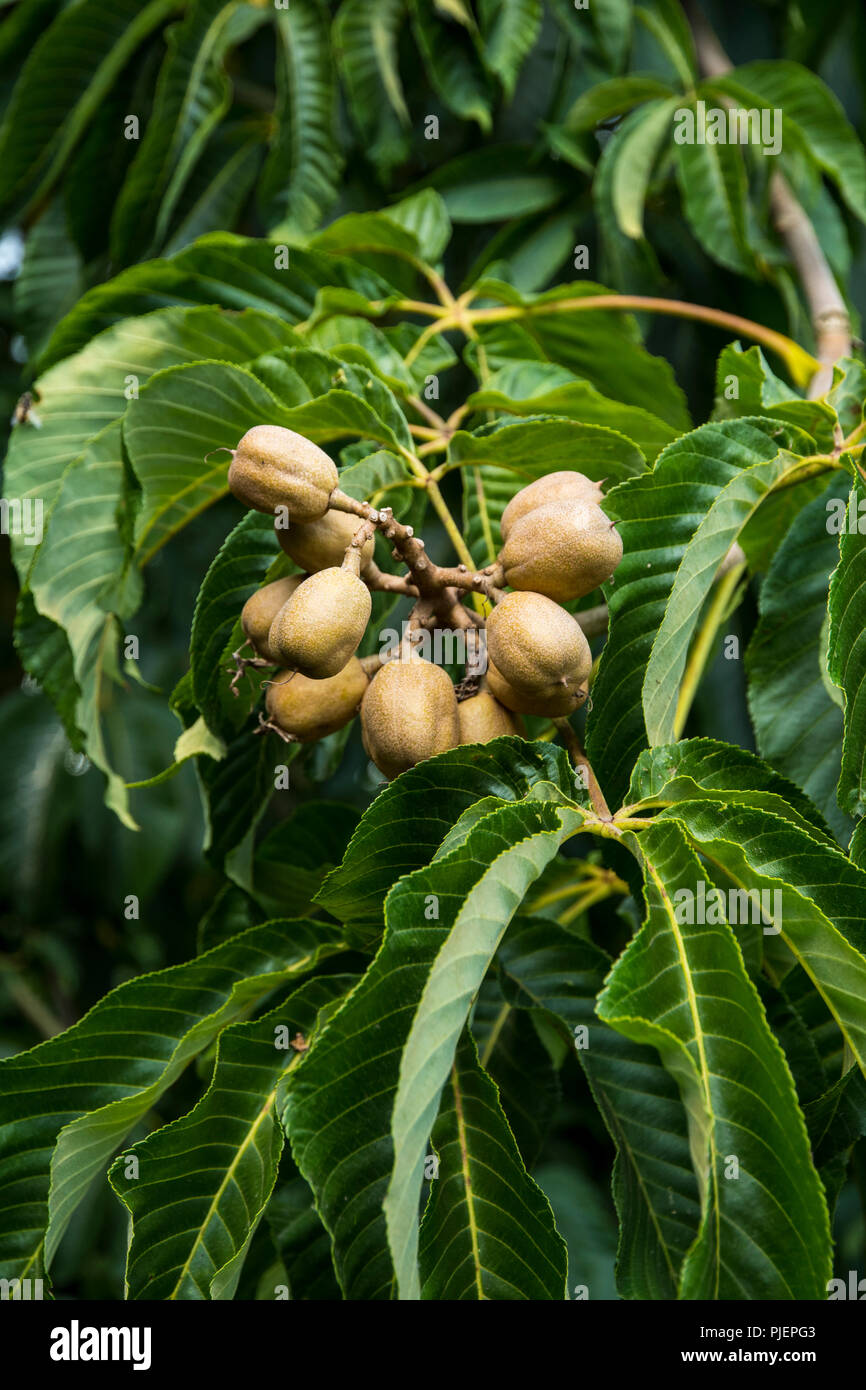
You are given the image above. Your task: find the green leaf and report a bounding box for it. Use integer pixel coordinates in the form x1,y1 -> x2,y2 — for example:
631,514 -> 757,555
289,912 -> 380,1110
713,344 -> 837,449
265,1167 -> 342,1300
40,234 -> 399,374
477,0 -> 542,98
189,510 -> 282,740
609,98 -> 679,240
497,916 -> 702,1299
590,0 -> 634,71
6,304 -> 295,578
124,362 -> 289,564
110,1 -> 266,265
384,795 -> 584,1297
418,1033 -> 567,1298
447,416 -> 645,566
709,62 -> 866,224
25,424 -> 139,827
333,0 -> 410,175
827,481 -> 866,819
627,738 -> 835,844
315,738 -> 576,931
472,281 -> 691,431
162,128 -> 263,258
112,975 -> 351,1300
0,0 -> 177,220
559,75 -> 677,134
467,361 -> 678,462
251,802 -> 362,920
409,0 -> 492,132
0,919 -> 344,1280
674,101 -> 753,274
660,799 -> 866,1083
287,790 -> 583,1299
421,145 -> 566,222
588,418 -> 812,806
747,478 -> 853,842
261,0 -> 343,234
13,199 -> 82,360
603,820 -> 831,1298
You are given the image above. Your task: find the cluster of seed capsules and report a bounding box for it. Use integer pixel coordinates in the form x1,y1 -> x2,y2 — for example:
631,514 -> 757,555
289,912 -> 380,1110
229,425 -> 623,779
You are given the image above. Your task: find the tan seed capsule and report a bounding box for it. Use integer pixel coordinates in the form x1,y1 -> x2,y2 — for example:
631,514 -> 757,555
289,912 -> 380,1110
277,509 -> 375,573
500,471 -> 604,541
268,567 -> 372,678
360,651 -> 460,778
485,591 -> 592,707
266,659 -> 368,741
497,499 -> 622,603
457,690 -> 524,744
486,658 -> 587,718
241,576 -> 305,662
228,425 -> 339,519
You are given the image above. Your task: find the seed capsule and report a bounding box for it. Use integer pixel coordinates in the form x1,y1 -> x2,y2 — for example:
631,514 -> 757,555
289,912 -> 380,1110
268,567 -> 372,678
266,659 -> 369,741
228,425 -> 339,519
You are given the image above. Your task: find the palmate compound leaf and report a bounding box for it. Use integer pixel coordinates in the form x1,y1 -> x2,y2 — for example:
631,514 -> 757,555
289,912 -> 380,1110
110,0 -> 269,265
0,0 -> 178,222
111,975 -> 354,1300
314,738 -> 576,931
496,916 -> 702,1300
260,0 -> 343,234
5,304 -> 298,580
285,774 -> 585,1299
587,416 -> 817,809
747,477 -> 853,843
651,800 -> 866,1084
625,738 -> 835,844
466,360 -> 678,464
827,480 -> 866,821
38,234 -> 401,374
0,919 -> 345,1282
602,820 -> 831,1299
333,0 -> 411,177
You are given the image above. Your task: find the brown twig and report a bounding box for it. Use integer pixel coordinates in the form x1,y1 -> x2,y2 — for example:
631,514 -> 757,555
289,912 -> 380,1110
685,0 -> 851,397
553,719 -> 614,822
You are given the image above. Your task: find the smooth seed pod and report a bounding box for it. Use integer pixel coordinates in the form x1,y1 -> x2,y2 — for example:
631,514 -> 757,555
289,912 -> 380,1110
241,576 -> 305,661
266,659 -> 368,742
268,566 -> 372,678
486,658 -> 587,717
277,509 -> 375,573
485,591 -> 592,709
360,651 -> 460,778
457,689 -> 524,743
500,470 -> 604,541
496,499 -> 623,603
228,425 -> 339,518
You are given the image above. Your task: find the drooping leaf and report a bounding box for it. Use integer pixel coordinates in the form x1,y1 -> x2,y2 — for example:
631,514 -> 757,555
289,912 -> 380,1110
497,916 -> 702,1300
0,0 -> 177,221
602,819 -> 831,1299
112,975 -> 351,1299
747,477 -> 853,842
333,0 -> 410,175
587,417 -> 814,807
110,1 -> 267,264
418,1033 -> 567,1299
0,919 -> 344,1280
261,0 -> 343,233
827,480 -> 866,819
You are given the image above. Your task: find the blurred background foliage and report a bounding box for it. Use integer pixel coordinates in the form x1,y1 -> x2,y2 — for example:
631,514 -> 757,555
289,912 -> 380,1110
0,0 -> 863,1296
